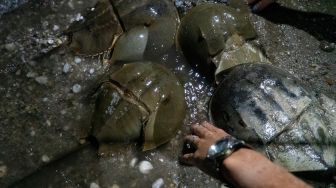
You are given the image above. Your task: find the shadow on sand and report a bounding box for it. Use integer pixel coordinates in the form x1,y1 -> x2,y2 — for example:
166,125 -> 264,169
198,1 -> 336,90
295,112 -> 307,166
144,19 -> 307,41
258,3 -> 336,43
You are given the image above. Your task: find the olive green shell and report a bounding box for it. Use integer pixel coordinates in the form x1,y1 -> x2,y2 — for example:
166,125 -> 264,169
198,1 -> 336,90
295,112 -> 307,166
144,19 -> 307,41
177,4 -> 257,71
64,0 -> 179,60
92,62 -> 186,151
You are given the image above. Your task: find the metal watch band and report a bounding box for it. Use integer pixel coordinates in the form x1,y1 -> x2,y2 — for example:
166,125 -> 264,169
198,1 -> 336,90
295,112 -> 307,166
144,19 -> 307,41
206,136 -> 251,165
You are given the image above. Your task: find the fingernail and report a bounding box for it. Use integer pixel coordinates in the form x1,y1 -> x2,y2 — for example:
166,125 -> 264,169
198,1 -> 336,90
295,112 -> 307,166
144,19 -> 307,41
252,4 -> 259,13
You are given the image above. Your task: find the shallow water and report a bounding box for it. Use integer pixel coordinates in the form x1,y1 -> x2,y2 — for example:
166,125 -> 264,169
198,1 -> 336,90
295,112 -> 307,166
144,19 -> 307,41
0,0 -> 335,187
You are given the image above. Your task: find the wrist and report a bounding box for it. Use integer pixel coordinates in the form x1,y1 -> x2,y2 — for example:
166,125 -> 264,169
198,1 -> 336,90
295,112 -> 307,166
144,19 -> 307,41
222,148 -> 251,167
207,137 -> 252,171
220,148 -> 252,180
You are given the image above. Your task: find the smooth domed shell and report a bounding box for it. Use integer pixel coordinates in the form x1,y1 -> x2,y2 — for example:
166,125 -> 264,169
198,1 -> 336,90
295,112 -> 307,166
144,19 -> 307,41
63,0 -> 123,55
113,0 -> 180,61
177,4 -> 257,65
210,63 -> 336,171
64,0 -> 179,60
92,62 -> 186,151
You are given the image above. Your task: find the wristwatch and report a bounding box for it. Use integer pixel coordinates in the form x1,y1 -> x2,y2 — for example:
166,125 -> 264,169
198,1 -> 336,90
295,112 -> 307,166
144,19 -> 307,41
207,136 -> 251,169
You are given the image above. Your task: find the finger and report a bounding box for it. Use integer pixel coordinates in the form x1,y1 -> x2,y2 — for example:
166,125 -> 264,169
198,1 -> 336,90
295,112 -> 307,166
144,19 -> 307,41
185,135 -> 200,146
200,121 -> 219,132
252,0 -> 275,13
191,124 -> 210,138
180,153 -> 196,166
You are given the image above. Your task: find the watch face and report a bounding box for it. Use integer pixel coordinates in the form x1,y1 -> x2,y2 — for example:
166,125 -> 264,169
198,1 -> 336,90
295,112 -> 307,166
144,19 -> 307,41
207,138 -> 230,159
207,137 -> 248,160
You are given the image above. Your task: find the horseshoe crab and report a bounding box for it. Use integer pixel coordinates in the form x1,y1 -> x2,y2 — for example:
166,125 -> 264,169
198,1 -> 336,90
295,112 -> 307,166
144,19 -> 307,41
92,62 -> 186,152
177,4 -> 269,80
210,63 -> 336,172
64,0 -> 179,62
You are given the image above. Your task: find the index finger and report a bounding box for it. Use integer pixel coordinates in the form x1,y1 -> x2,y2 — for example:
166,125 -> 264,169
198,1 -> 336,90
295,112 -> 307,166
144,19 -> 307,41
191,124 -> 211,138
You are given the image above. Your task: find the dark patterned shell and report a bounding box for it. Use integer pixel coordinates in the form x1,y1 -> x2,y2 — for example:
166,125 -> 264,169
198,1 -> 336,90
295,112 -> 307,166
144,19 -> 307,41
92,62 -> 186,151
210,63 -> 336,171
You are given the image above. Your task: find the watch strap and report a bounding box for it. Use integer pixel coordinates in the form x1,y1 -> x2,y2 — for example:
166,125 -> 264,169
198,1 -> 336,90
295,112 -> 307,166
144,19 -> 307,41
206,136 -> 251,169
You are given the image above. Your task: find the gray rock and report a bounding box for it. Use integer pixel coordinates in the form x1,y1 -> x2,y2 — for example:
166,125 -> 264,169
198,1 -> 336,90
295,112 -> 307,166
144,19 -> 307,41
63,63 -> 71,73
72,84 -> 81,93
35,76 -> 48,85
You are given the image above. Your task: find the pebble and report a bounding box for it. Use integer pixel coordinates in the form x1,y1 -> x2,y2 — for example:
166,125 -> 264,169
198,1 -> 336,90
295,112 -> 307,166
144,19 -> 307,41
221,184 -> 229,188
74,57 -> 82,64
5,43 -> 15,51
35,76 -> 48,85
26,71 -> 37,78
0,165 -> 7,177
79,139 -> 86,144
130,158 -> 138,167
72,84 -> 82,93
325,78 -> 334,86
319,41 -> 335,52
60,110 -> 67,115
63,63 -> 71,73
53,25 -> 60,31
139,160 -> 153,174
68,1 -> 75,9
111,184 -> 120,188
90,182 -> 100,188
152,178 -> 164,188
41,155 -> 50,162
89,68 -> 95,74
47,39 -> 54,44
15,69 -> 21,75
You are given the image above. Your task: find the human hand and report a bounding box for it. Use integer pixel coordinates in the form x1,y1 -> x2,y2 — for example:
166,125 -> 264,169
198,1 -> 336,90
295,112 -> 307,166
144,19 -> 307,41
247,0 -> 276,13
181,121 -> 230,166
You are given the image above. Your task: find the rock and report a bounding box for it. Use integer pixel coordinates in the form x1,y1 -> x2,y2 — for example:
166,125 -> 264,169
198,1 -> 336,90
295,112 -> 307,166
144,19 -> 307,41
15,69 -> 21,75
130,158 -> 138,168
5,43 -> 15,51
319,41 -> 335,52
53,25 -> 60,31
325,78 -> 334,86
63,63 -> 71,73
221,184 -> 229,188
152,178 -> 164,188
41,155 -> 50,163
30,130 -> 36,136
46,120 -> 51,126
111,184 -> 120,188
79,139 -> 86,144
47,39 -> 54,44
139,160 -> 153,174
35,76 -> 48,85
0,165 -> 8,177
26,71 -> 37,78
72,84 -> 81,93
89,68 -> 95,74
74,57 -> 82,64
90,182 -> 100,188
